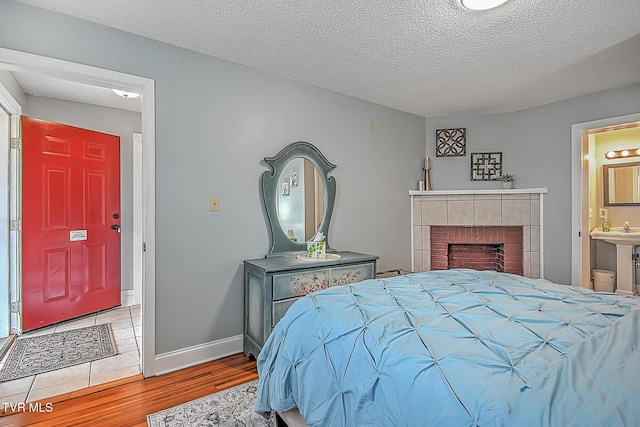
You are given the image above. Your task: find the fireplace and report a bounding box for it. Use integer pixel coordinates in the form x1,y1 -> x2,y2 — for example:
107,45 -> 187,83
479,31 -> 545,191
431,226 -> 523,275
410,189 -> 546,278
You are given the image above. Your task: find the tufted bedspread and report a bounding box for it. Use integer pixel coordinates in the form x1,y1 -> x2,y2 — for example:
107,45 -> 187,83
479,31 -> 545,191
255,269 -> 640,426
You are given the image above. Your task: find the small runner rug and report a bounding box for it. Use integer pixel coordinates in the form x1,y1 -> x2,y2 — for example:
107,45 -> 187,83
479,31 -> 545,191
0,323 -> 116,382
147,379 -> 275,427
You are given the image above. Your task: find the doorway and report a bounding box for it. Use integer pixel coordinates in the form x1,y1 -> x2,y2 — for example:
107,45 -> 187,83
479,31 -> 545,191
571,112 -> 640,288
0,83 -> 21,358
21,117 -> 122,331
0,47 -> 157,378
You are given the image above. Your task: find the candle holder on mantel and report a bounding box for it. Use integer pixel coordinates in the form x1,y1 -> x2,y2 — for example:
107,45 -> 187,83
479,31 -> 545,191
423,157 -> 432,190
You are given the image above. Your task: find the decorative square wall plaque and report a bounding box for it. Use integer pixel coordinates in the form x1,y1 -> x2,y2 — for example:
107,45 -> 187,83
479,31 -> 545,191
470,152 -> 502,181
436,128 -> 466,157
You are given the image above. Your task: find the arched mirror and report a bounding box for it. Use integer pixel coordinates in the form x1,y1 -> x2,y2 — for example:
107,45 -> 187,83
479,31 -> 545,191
261,141 -> 336,257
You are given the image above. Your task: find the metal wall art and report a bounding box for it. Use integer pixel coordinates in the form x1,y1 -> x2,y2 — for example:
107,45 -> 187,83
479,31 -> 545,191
436,128 -> 466,157
470,152 -> 502,181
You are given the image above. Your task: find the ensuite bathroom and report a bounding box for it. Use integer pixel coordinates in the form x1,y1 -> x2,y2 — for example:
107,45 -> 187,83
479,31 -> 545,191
585,124 -> 640,294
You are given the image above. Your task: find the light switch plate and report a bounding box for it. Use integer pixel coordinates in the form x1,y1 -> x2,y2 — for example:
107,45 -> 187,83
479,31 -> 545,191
210,196 -> 220,212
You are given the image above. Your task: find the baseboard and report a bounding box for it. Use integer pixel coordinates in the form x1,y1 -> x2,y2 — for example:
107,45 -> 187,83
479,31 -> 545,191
153,335 -> 243,376
121,289 -> 141,307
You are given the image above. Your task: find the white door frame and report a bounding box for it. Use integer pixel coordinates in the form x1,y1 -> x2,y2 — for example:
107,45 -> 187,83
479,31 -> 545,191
0,48 -> 157,377
0,83 -> 20,340
570,112 -> 640,287
132,133 -> 143,301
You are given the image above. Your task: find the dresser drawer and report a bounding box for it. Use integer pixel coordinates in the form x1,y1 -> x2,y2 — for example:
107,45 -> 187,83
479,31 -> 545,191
272,298 -> 301,327
330,263 -> 375,286
272,262 -> 376,301
273,268 -> 331,301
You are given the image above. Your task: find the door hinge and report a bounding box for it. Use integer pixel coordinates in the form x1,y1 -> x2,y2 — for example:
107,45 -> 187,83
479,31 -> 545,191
10,138 -> 21,150
10,302 -> 20,314
143,242 -> 146,251
10,219 -> 21,231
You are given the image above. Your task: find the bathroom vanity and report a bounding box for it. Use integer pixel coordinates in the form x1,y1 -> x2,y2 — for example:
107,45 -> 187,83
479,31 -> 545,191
590,226 -> 640,296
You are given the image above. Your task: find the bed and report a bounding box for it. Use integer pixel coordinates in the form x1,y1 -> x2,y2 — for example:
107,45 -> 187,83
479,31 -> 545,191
254,269 -> 640,426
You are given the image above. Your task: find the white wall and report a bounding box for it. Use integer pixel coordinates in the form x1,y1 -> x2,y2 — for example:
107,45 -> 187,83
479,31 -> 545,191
425,84 -> 640,285
0,1 -> 426,355
24,96 -> 141,293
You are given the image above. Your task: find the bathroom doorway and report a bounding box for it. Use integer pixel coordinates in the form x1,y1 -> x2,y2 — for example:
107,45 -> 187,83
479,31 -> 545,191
571,113 -> 640,289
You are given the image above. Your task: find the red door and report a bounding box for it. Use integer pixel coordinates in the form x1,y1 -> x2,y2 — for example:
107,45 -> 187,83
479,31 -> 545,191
22,117 -> 121,331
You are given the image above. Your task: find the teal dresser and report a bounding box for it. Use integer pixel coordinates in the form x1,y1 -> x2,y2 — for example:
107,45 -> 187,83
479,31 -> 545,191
243,251 -> 378,359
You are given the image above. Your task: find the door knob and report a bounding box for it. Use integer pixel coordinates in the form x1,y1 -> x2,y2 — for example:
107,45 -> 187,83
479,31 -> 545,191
111,224 -> 121,233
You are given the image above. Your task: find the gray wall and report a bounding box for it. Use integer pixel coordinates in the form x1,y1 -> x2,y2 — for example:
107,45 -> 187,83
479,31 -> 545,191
425,83 -> 640,285
24,96 -> 141,293
0,2 -> 426,354
0,70 -> 26,108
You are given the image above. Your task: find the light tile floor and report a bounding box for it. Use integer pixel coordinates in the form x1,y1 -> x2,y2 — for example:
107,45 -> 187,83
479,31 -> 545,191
0,305 -> 141,404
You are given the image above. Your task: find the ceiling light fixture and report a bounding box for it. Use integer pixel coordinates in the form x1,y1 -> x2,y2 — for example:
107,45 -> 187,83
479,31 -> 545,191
112,89 -> 140,99
461,0 -> 510,10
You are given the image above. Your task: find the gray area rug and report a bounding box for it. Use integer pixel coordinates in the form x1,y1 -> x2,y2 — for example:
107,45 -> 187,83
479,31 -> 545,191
147,379 -> 275,427
0,323 -> 116,382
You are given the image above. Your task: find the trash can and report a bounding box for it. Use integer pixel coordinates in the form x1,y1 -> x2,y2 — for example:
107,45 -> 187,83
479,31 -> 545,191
592,269 -> 616,292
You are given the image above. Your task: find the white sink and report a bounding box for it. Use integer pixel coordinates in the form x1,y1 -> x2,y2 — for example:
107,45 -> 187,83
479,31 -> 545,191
590,227 -> 640,296
590,227 -> 640,246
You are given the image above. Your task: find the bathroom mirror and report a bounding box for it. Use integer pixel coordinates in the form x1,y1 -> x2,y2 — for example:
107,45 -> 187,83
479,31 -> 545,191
261,141 -> 336,256
603,162 -> 640,206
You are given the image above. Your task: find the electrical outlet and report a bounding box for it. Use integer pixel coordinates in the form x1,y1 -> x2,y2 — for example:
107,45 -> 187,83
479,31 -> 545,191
210,196 -> 220,212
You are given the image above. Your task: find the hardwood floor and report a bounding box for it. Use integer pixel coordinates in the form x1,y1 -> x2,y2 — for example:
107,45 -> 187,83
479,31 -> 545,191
0,353 -> 258,427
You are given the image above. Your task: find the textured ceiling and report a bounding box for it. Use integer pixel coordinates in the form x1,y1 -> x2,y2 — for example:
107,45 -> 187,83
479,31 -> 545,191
11,0 -> 640,117
13,73 -> 142,112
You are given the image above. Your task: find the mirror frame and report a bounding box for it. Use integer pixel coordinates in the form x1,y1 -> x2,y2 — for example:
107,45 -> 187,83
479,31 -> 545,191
603,161 -> 640,206
261,141 -> 337,257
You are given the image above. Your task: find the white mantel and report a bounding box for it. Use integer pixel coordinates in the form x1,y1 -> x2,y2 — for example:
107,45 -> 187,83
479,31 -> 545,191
409,188 -> 549,196
410,188 -> 549,278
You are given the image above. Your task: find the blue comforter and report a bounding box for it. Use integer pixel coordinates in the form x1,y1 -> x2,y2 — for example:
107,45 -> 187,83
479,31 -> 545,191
255,269 -> 640,426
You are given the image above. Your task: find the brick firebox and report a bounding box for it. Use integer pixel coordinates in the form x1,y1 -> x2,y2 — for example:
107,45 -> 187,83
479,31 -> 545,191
431,226 -> 523,275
